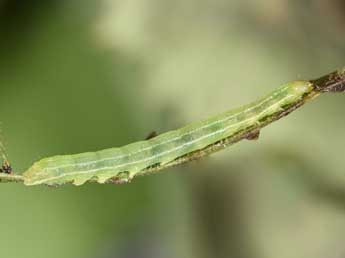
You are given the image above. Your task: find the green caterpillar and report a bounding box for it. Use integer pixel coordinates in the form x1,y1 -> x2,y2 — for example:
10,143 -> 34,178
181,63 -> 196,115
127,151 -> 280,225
18,68 -> 345,186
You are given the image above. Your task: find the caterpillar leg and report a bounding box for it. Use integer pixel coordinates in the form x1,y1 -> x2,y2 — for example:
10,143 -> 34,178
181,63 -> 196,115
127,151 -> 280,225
245,130 -> 260,141
107,171 -> 133,184
108,178 -> 131,184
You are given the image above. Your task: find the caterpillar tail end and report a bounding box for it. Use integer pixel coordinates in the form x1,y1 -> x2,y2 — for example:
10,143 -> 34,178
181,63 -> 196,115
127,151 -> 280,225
311,67 -> 345,93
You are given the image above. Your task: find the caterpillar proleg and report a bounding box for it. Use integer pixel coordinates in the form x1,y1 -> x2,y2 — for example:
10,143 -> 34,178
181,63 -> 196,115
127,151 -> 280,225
19,68 -> 345,186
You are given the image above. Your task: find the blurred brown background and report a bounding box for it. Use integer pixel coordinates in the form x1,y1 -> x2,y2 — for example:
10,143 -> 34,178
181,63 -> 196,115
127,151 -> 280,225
0,1 -> 344,258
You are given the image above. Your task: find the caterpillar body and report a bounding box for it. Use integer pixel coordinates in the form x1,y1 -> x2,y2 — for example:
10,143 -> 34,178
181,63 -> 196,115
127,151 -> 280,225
23,81 -> 315,186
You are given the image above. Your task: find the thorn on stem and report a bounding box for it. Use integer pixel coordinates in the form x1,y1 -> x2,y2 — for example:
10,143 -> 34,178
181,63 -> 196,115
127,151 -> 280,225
1,160 -> 12,174
145,131 -> 158,140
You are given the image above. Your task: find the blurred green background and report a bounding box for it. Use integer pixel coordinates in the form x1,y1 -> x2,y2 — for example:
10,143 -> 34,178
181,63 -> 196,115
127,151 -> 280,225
0,1 -> 344,257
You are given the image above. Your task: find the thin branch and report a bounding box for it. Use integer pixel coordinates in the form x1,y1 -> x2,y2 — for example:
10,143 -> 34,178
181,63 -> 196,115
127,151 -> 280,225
0,173 -> 24,183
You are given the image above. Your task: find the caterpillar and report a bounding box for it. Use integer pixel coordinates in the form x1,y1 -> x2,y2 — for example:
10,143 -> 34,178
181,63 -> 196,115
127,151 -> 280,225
19,68 -> 345,186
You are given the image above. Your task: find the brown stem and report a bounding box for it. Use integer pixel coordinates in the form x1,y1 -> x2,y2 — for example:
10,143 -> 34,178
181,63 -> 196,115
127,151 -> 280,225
311,67 -> 345,93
